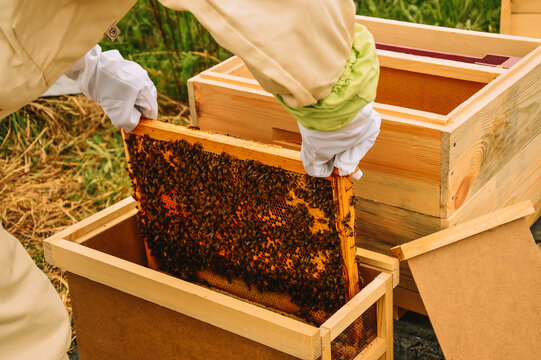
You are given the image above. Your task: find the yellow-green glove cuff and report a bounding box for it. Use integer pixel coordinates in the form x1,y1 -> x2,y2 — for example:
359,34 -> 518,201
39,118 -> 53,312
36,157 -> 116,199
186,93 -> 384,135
275,24 -> 379,132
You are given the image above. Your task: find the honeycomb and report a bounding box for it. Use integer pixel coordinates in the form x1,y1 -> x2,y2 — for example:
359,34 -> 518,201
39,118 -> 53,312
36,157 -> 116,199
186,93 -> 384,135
124,132 -> 362,326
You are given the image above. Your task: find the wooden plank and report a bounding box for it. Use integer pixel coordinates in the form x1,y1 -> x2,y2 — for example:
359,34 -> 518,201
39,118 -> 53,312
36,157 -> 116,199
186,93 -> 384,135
131,119 -> 305,174
510,14 -> 541,38
320,328 -> 331,360
68,273 -> 299,360
390,201 -> 535,261
354,197 -> 442,293
393,287 -> 427,316
199,70 -> 449,126
332,174 -> 360,301
406,218 -> 541,359
44,238 -> 321,359
355,248 -> 398,274
187,78 -> 198,126
444,46 -> 541,217
376,277 -> 393,360
352,337 -> 386,360
377,49 -> 505,83
356,15 -> 541,58
354,119 -> 442,216
207,51 -> 502,89
204,55 -> 245,74
500,0 -> 513,34
354,198 -> 443,253
511,0 -> 541,13
446,132 -> 541,226
48,197 -> 137,243
321,273 -> 390,341
375,104 -> 447,125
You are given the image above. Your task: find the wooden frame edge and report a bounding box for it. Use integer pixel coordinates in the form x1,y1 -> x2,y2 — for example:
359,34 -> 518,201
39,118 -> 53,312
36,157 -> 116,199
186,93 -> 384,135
356,248 -> 399,288
44,197 -> 137,243
129,119 -> 305,174
500,0 -> 512,34
321,273 -> 391,341
187,78 -> 198,126
44,237 -> 321,359
447,45 -> 541,129
390,200 -> 534,261
44,196 -> 397,359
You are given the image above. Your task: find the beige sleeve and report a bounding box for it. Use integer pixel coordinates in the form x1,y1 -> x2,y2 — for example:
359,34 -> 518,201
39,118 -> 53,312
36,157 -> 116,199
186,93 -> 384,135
0,0 -> 135,119
159,0 -> 356,108
0,223 -> 71,360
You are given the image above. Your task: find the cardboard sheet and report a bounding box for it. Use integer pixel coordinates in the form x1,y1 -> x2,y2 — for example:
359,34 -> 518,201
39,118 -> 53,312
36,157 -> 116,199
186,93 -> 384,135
408,218 -> 541,359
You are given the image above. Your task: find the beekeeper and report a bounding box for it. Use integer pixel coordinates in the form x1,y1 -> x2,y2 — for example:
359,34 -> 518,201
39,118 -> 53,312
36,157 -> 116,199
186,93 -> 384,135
0,1 -> 379,359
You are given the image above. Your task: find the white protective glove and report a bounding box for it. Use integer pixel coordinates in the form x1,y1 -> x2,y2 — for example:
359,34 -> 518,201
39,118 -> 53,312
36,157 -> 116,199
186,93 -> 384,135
297,102 -> 381,180
66,45 -> 158,132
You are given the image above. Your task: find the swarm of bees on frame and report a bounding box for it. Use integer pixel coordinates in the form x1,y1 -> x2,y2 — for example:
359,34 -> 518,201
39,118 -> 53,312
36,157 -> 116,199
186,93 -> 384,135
125,134 -> 362,325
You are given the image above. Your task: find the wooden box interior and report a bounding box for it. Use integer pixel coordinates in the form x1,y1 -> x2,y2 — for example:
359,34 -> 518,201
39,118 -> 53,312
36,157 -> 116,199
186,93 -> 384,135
218,58 -> 488,117
46,198 -> 397,360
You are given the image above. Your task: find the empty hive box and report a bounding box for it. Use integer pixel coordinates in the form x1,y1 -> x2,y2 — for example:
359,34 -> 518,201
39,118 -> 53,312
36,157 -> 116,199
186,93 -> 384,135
44,120 -> 400,360
187,15 -> 541,313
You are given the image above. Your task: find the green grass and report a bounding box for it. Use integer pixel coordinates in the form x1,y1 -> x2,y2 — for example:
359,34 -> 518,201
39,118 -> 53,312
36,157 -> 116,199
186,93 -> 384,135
101,0 -> 502,102
355,0 -> 501,32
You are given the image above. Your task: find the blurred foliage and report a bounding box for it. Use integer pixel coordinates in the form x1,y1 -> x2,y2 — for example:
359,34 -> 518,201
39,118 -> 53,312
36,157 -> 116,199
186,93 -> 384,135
355,0 -> 501,32
100,0 -> 501,101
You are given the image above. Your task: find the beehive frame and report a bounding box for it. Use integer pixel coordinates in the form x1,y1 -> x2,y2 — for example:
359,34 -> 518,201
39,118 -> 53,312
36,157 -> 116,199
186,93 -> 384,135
187,15 -> 541,313
122,120 -> 361,324
44,197 -> 399,359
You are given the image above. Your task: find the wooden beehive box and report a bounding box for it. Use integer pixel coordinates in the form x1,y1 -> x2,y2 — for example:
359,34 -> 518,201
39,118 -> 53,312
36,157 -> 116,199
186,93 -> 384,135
188,15 -> 541,313
44,197 -> 399,360
501,0 -> 541,38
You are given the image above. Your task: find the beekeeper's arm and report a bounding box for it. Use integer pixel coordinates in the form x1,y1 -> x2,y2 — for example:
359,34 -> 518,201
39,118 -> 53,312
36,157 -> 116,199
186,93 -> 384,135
0,0 -> 157,133
1,0 -> 378,176
65,45 -> 157,132
159,0 -> 381,179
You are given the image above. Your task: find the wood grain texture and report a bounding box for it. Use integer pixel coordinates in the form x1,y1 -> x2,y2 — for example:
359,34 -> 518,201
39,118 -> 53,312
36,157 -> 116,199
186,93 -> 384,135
69,273 -> 299,360
445,47 -> 541,217
501,0 -> 541,38
390,201 -> 535,261
354,197 -> 443,293
332,174 -> 360,301
356,15 -> 540,57
393,287 -> 428,316
320,273 -> 390,341
500,0 -> 512,34
376,276 -> 393,360
446,133 -> 541,226
46,198 -> 395,359
45,238 -> 321,359
377,49 -> 505,83
131,119 -> 305,174
510,14 -> 541,38
511,0 -> 541,13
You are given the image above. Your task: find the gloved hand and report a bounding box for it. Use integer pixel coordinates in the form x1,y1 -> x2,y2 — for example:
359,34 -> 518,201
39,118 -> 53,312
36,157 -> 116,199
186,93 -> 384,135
66,45 -> 158,133
297,102 -> 380,180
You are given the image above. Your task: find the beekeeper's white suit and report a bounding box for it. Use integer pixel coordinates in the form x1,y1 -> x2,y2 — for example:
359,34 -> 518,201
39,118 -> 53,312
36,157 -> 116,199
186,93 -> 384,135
0,1 -> 380,359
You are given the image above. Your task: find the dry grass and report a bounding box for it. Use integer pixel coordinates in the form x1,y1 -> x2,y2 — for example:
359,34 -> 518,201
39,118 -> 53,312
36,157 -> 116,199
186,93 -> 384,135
0,94 -> 189,352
